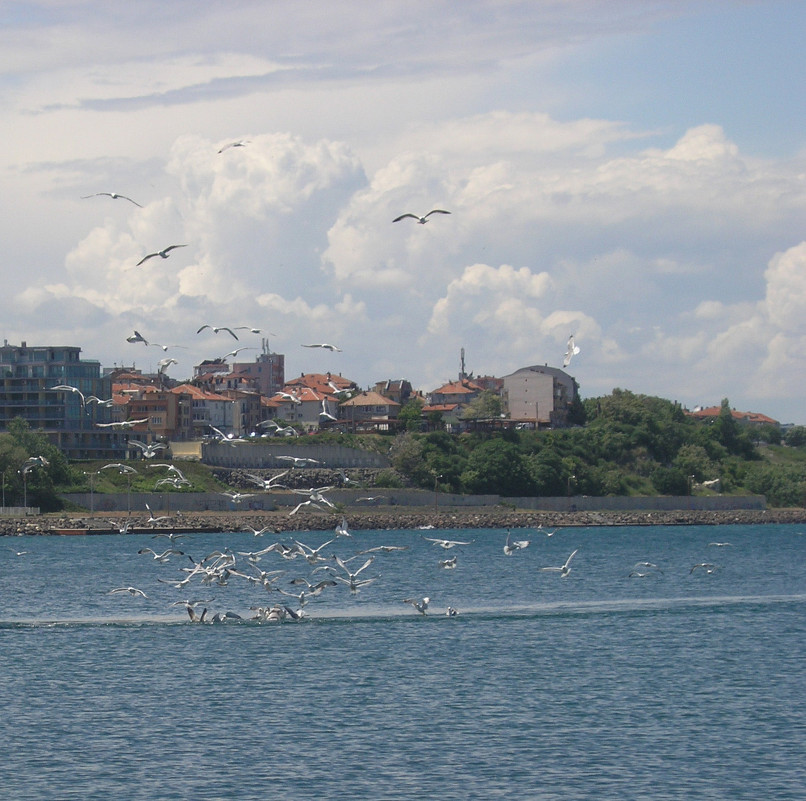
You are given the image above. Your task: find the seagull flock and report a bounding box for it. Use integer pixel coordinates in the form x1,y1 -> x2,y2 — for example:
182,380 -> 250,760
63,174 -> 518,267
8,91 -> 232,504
100,515 -> 730,625
81,140 -> 582,369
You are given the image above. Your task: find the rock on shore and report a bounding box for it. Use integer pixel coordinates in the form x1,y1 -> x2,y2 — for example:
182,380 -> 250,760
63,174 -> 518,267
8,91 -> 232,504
2,507 -> 805,537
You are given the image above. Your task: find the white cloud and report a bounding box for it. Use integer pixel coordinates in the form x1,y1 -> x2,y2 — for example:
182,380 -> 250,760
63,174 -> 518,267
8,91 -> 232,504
2,3 -> 806,421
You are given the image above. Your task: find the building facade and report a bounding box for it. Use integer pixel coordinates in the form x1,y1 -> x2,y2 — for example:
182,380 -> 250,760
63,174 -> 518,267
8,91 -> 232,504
0,341 -> 127,459
503,364 -> 578,427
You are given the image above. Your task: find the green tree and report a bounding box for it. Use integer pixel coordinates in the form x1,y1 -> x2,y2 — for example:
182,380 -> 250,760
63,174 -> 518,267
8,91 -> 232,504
398,398 -> 425,432
784,426 -> 806,447
460,439 -> 536,496
460,390 -> 504,420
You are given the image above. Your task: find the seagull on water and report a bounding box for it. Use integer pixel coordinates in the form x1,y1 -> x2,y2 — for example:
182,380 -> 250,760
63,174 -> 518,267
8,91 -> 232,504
393,209 -> 451,224
540,548 -> 579,578
136,244 -> 187,266
82,192 -> 142,207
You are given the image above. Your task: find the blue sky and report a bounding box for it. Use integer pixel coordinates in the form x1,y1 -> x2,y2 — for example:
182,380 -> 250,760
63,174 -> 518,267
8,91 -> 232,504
1,0 -> 805,423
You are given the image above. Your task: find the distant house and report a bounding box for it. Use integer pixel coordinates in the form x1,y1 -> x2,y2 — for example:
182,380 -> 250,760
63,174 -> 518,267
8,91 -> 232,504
171,383 -> 237,438
285,372 -> 358,397
373,379 -> 413,405
265,385 -> 336,432
428,378 -> 484,407
503,365 -> 578,427
339,390 -> 401,432
687,406 -> 780,428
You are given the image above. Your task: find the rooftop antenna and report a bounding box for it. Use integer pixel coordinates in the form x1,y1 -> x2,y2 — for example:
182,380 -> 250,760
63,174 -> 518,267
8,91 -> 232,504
460,347 -> 466,379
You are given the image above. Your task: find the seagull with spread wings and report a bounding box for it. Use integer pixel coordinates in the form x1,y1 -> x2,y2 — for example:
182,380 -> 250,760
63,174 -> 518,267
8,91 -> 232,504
82,192 -> 143,207
136,244 -> 187,266
393,209 -> 451,224
302,343 -> 342,352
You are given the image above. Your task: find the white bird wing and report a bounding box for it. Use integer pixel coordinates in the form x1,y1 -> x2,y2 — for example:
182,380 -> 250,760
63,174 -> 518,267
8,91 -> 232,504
563,549 -> 579,569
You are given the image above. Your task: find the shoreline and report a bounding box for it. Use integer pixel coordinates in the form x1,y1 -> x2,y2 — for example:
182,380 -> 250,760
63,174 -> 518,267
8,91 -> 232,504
2,506 -> 806,536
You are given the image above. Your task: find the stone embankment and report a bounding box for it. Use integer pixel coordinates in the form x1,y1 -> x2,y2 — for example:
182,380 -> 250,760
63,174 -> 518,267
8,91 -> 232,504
2,507 -> 805,537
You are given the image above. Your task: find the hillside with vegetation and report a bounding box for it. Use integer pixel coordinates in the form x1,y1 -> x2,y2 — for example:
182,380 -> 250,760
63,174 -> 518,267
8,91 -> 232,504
385,391 -> 806,507
1,390 -> 804,510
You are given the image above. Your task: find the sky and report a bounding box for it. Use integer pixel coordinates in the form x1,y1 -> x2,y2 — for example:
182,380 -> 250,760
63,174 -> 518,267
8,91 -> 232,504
2,0 -> 805,423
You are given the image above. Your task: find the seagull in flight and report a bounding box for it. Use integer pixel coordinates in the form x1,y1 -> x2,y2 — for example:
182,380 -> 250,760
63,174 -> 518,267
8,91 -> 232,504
403,597 -> 430,614
129,440 -> 167,459
503,530 -> 530,555
393,210 -> 451,224
136,244 -> 187,266
144,503 -> 170,525
197,324 -> 239,340
302,343 -> 342,352
108,586 -> 148,598
540,548 -> 579,578
218,140 -> 250,153
277,455 -> 320,467
126,330 -> 149,345
52,384 -> 86,409
82,192 -> 143,208
137,547 -> 183,563
422,536 -> 474,549
563,334 -> 580,368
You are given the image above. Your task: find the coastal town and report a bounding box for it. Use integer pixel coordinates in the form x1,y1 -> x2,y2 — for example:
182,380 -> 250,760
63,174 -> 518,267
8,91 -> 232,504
0,338 -> 782,465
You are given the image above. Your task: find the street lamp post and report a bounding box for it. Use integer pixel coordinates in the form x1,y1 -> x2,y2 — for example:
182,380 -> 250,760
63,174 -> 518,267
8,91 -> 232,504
83,470 -> 98,513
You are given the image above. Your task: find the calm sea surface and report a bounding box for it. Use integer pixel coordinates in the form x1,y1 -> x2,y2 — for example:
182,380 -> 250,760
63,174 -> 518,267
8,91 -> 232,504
1,523 -> 804,800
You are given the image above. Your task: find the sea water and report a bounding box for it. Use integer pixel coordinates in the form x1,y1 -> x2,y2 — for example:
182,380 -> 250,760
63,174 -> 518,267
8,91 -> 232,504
1,523 -> 804,800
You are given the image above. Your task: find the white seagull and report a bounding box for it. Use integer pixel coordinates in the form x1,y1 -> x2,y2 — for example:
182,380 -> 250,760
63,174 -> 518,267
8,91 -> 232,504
393,209 -> 451,224
126,330 -> 150,345
144,503 -> 170,525
197,324 -> 239,340
52,384 -> 86,408
108,586 -> 148,598
403,597 -> 430,614
137,547 -> 183,563
563,334 -> 580,368
277,455 -> 321,467
136,244 -> 187,266
503,530 -> 530,555
129,440 -> 167,459
82,192 -> 143,207
302,343 -> 342,352
218,140 -> 250,153
540,548 -> 579,578
422,536 -> 474,550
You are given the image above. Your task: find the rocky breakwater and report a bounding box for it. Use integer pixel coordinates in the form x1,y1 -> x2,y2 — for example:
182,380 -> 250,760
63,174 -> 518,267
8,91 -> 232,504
1,506 -> 805,538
